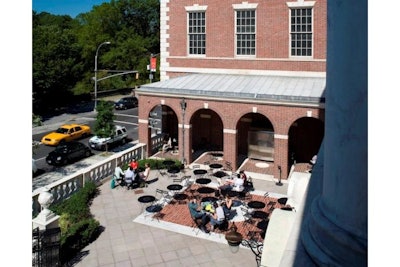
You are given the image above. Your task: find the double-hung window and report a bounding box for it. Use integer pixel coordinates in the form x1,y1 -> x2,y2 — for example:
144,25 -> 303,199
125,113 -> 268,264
290,7 -> 313,57
236,9 -> 256,56
188,11 -> 206,55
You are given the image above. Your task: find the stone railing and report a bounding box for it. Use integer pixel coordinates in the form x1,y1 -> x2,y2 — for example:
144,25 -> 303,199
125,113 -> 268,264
32,143 -> 147,217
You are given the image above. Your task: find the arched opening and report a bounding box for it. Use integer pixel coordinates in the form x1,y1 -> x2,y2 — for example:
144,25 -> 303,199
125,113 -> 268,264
191,109 -> 223,155
237,113 -> 274,165
288,117 -> 324,165
148,105 -> 178,154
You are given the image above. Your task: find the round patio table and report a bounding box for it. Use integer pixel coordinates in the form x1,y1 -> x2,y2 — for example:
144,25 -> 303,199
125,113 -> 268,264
138,195 -> 156,213
196,178 -> 211,185
197,186 -> 215,194
252,210 -> 269,220
209,163 -> 223,169
248,201 -> 266,209
138,195 -> 156,204
193,169 -> 207,176
213,171 -> 228,178
278,197 -> 288,205
167,184 -> 183,191
173,193 -> 188,203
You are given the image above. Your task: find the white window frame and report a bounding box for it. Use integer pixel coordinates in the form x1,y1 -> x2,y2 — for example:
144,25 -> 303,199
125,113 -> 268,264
186,5 -> 207,57
233,2 -> 258,58
287,1 -> 315,58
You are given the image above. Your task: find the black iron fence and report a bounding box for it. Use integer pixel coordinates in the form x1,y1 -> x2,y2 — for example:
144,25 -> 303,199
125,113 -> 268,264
32,227 -> 61,267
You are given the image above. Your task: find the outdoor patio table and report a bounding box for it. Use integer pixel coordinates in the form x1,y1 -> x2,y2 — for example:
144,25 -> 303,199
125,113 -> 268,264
167,184 -> 183,195
209,163 -> 223,169
196,178 -> 211,185
278,197 -> 288,205
173,193 -> 188,204
138,195 -> 156,213
213,171 -> 228,178
257,219 -> 269,231
252,210 -> 269,220
248,201 -> 266,209
193,169 -> 207,176
167,167 -> 181,178
197,186 -> 215,194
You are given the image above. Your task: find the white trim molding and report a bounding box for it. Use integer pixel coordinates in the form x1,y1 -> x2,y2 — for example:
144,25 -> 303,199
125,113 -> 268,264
185,4 -> 207,12
274,134 -> 289,139
224,129 -> 237,134
286,1 -> 316,8
232,2 -> 258,10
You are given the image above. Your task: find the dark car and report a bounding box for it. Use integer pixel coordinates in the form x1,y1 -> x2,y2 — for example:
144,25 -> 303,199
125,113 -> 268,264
114,96 -> 138,110
46,141 -> 92,166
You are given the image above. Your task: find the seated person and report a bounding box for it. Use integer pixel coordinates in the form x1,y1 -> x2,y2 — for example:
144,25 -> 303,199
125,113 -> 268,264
124,166 -> 135,189
130,158 -> 138,170
139,163 -> 151,180
162,137 -> 172,153
138,163 -> 151,187
114,162 -> 125,185
239,170 -> 248,185
209,202 -> 225,232
222,195 -> 233,217
188,197 -> 209,233
219,174 -> 244,194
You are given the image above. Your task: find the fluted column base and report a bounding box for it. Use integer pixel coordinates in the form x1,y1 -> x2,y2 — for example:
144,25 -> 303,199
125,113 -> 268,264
301,196 -> 367,266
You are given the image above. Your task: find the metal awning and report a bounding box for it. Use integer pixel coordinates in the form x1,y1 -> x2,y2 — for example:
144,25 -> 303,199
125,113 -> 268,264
138,73 -> 326,104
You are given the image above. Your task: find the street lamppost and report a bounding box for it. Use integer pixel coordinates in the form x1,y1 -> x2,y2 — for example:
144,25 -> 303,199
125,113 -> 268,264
225,222 -> 263,266
180,98 -> 187,165
94,41 -> 111,111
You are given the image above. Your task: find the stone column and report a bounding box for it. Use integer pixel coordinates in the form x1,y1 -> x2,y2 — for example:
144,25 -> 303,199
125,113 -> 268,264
299,0 -> 367,266
32,187 -> 60,231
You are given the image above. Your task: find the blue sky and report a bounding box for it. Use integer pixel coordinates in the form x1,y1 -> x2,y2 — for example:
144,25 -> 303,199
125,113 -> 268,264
32,0 -> 111,18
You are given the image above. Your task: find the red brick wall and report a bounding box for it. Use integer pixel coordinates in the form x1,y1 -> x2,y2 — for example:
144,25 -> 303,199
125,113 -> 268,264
138,94 -> 325,178
165,0 -> 327,73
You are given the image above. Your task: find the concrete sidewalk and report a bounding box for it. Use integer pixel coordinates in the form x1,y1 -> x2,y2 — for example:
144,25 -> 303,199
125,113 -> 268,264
69,170 -> 288,267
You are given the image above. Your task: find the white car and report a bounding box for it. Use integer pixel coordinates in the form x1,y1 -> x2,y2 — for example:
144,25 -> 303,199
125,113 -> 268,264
88,125 -> 128,150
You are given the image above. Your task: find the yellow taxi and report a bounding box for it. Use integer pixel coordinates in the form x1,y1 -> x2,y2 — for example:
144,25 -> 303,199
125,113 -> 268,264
41,124 -> 91,146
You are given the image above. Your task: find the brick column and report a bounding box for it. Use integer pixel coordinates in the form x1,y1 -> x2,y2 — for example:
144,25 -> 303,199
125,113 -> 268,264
223,129 -> 237,171
274,134 -> 289,179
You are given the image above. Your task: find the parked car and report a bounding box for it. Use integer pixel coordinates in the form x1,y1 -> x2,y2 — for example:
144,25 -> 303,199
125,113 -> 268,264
46,141 -> 92,166
88,125 -> 128,150
114,96 -> 138,110
41,124 -> 91,146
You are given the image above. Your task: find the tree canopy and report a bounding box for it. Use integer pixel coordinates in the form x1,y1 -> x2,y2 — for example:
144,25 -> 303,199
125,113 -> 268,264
33,0 -> 160,115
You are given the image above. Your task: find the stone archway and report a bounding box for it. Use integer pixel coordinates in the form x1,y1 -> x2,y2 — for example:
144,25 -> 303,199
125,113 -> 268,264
237,113 -> 274,164
191,109 -> 223,153
288,117 -> 324,164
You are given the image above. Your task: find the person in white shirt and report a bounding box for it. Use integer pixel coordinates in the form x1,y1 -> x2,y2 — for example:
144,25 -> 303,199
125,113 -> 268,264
138,163 -> 151,187
218,173 -> 244,194
210,201 -> 225,232
124,166 -> 135,189
114,162 -> 125,185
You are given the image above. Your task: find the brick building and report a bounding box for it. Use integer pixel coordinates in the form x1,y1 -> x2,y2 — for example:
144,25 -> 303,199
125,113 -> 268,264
136,0 -> 327,179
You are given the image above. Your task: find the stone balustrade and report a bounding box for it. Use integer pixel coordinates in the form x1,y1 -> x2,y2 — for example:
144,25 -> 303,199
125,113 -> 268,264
32,143 -> 147,217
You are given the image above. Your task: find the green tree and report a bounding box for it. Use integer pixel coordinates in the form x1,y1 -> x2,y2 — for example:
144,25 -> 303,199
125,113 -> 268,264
32,0 -> 161,114
33,12 -> 85,113
94,100 -> 116,151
